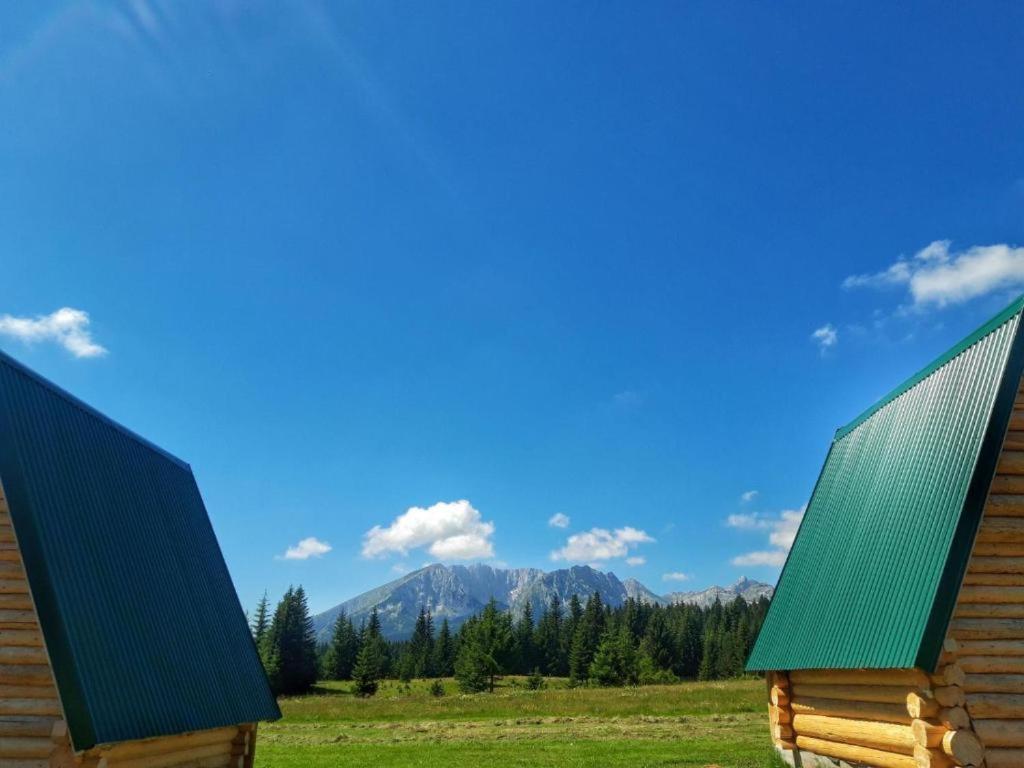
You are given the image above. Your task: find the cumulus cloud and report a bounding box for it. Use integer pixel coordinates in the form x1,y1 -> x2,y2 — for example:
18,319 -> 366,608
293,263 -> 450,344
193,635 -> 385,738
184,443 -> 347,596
729,506 -> 805,567
662,571 -> 691,582
625,556 -> 646,566
740,490 -> 758,503
844,240 -> 1024,309
280,537 -> 332,560
362,500 -> 495,560
0,307 -> 107,358
548,512 -> 570,529
550,526 -> 654,563
812,324 -> 838,351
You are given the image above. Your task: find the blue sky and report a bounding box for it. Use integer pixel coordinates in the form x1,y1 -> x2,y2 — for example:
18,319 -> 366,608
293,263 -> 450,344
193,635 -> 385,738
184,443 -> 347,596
2,2 -> 1024,614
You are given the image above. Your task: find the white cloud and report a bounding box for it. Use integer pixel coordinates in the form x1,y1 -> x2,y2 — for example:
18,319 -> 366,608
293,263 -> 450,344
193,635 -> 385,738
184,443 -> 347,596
625,556 -> 646,566
550,526 -> 654,563
391,563 -> 410,575
844,241 -> 1024,308
730,506 -> 805,568
740,490 -> 758,503
548,512 -> 571,529
362,500 -> 495,560
812,324 -> 838,351
0,307 -> 107,358
281,536 -> 332,560
662,572 -> 692,582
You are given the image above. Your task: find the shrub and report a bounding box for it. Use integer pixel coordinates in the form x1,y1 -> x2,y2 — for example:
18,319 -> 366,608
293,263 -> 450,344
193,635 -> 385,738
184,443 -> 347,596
429,679 -> 446,697
527,668 -> 546,690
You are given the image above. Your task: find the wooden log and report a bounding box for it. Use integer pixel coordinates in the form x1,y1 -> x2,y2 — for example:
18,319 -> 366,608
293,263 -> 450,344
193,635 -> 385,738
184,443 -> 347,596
910,719 -> 945,748
997,450 -> 1024,474
958,639 -> 1024,657
0,580 -> 29,596
990,474 -> 1024,494
768,671 -> 790,689
966,557 -> 1024,573
771,722 -> 794,740
950,618 -> 1024,639
932,686 -> 964,708
0,666 -> 53,687
961,655 -> 1024,674
770,686 -> 789,707
795,735 -> 917,768
987,495 -> 1024,516
974,718 -> 1024,747
913,744 -> 953,768
955,602 -> 1024,618
966,692 -> 1024,718
0,699 -> 61,717
791,696 -> 912,724
965,673 -> 1024,693
769,705 -> 791,724
0,736 -> 53,758
0,648 -> 47,666
0,717 -> 60,738
99,727 -> 239,760
794,684 -> 924,705
973,542 -> 1024,557
907,691 -> 941,719
790,668 -> 930,689
978,517 -> 1024,542
0,629 -> 42,647
106,742 -> 233,768
930,665 -> 966,687
792,713 -> 915,754
988,748 -> 1024,768
0,595 -> 32,612
964,572 -> 1024,587
941,729 -> 984,765
937,707 -> 970,730
957,586 -> 1024,604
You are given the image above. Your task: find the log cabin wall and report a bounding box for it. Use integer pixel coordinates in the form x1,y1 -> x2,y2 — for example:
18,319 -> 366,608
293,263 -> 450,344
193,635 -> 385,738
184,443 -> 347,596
937,378 -> 1024,768
0,488 -> 258,768
0,487 -> 73,767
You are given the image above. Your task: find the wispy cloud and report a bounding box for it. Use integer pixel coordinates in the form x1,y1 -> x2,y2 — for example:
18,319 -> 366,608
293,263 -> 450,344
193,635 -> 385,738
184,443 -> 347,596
625,556 -> 646,566
740,490 -> 758,503
548,512 -> 570,529
551,526 -> 654,563
280,536 -> 332,561
844,240 -> 1024,309
0,308 -> 107,358
362,500 -> 495,560
811,324 -> 838,352
729,506 -> 805,568
662,571 -> 692,582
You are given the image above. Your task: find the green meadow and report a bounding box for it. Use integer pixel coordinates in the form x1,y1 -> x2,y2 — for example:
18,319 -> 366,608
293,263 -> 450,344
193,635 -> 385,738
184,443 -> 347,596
257,677 -> 786,768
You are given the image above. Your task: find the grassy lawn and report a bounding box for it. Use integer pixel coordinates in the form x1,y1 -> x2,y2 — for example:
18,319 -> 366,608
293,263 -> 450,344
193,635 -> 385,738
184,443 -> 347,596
257,677 -> 785,768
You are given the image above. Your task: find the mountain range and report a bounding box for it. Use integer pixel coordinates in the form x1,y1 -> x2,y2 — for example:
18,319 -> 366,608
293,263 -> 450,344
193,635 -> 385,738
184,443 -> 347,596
312,564 -> 773,641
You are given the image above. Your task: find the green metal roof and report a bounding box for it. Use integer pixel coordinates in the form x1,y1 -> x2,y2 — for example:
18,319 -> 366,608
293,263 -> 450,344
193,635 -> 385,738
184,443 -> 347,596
747,296 -> 1024,672
0,351 -> 280,750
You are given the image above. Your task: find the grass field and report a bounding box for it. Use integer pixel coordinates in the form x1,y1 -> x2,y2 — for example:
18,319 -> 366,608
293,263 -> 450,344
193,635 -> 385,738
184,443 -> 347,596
257,677 -> 785,768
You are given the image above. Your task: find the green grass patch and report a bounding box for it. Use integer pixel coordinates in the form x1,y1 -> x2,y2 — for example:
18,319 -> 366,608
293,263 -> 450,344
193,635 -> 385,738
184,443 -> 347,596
258,678 -> 784,767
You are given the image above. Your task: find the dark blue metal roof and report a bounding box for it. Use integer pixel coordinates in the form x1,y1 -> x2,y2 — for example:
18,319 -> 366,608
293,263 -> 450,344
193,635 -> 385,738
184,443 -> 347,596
0,350 -> 280,749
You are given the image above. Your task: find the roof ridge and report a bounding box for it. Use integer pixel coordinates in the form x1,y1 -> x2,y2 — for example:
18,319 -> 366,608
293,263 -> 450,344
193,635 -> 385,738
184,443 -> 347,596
0,349 -> 190,470
834,293 -> 1024,441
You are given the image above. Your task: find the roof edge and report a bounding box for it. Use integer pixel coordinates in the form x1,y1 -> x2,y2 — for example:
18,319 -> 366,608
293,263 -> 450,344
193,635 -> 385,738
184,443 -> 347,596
835,294 -> 1024,441
0,349 -> 190,471
914,309 -> 1024,671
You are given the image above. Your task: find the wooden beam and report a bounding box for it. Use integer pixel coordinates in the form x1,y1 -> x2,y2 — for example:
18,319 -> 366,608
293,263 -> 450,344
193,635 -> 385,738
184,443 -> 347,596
794,735 -> 916,768
791,696 -> 911,724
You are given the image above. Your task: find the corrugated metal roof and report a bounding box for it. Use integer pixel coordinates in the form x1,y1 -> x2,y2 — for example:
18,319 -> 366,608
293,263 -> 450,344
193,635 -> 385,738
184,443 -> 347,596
0,351 -> 280,750
747,296 -> 1024,672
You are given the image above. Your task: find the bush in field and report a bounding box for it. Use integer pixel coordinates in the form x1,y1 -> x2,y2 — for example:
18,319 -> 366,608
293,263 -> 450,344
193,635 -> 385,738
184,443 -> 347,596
527,668 -> 546,690
429,679 -> 446,697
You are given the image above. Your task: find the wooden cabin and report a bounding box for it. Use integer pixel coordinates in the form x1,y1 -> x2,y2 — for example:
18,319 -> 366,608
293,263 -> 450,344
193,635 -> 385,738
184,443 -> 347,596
0,352 -> 279,766
748,296 -> 1024,768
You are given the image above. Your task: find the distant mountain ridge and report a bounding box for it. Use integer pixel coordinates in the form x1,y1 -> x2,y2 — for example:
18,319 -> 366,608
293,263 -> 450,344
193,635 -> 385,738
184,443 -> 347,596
312,565 -> 773,641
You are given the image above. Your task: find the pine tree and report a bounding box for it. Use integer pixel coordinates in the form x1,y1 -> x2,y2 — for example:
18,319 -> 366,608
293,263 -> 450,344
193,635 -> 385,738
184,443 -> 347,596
514,601 -> 536,674
433,617 -> 455,677
252,591 -> 270,648
353,607 -> 387,696
322,611 -> 359,681
639,608 -> 675,672
568,592 -> 604,685
535,594 -> 564,676
261,586 -> 318,695
589,624 -> 638,687
409,606 -> 435,678
454,598 -> 512,692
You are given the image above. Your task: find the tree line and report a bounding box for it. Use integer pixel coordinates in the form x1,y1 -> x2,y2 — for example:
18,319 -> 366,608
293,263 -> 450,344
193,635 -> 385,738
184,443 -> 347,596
251,588 -> 769,696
